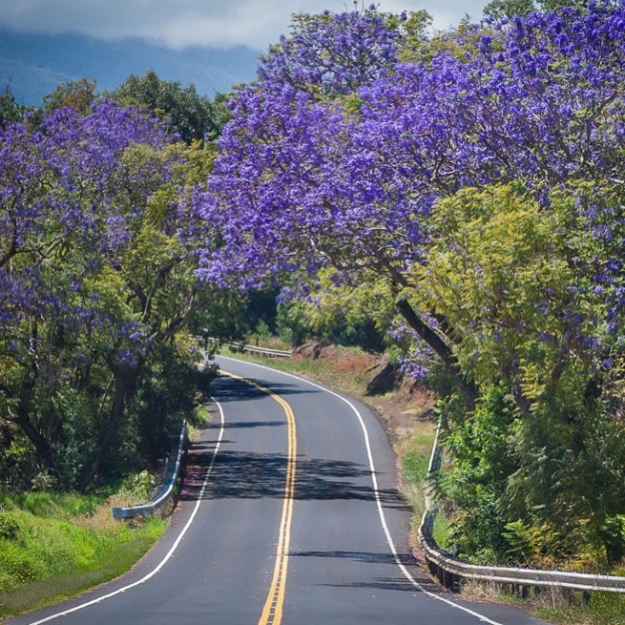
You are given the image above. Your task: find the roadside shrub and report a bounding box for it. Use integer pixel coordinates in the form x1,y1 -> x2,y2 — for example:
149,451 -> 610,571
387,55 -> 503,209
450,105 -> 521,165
0,513 -> 19,541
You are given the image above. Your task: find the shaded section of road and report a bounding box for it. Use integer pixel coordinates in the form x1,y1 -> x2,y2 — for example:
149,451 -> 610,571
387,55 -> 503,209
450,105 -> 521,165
197,449 -> 407,508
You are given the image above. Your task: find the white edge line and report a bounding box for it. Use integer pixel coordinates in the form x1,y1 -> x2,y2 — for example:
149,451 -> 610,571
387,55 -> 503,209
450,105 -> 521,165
23,399 -> 226,625
218,355 -> 505,625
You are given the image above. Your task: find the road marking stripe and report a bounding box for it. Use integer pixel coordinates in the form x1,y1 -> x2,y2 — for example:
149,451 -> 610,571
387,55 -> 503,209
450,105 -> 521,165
20,398 -> 226,625
218,356 -> 505,625
218,370 -> 297,625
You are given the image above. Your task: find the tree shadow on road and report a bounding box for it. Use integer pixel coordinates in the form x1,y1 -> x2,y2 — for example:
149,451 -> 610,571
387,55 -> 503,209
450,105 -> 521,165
210,374 -> 318,403
290,551 -> 444,594
181,444 -> 410,512
319,576 -> 442,593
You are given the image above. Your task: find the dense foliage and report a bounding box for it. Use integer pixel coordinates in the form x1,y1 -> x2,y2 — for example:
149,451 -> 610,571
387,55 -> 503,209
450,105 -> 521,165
195,2 -> 625,568
109,70 -> 231,143
0,101 -> 224,491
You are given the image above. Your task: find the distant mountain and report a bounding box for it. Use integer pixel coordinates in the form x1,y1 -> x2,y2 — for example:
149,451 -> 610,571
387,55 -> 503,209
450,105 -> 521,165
0,29 -> 261,106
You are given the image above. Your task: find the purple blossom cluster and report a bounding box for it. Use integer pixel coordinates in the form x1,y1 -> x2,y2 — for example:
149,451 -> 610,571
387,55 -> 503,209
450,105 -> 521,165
258,7 -> 402,97
0,102 -> 180,367
197,3 -> 625,381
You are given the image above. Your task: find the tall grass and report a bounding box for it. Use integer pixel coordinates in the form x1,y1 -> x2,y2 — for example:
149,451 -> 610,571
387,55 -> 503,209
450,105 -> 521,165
536,593 -> 625,625
0,490 -> 167,618
396,430 -> 436,538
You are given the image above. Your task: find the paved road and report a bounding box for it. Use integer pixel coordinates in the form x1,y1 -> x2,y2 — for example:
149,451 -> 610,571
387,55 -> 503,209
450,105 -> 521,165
6,356 -> 551,625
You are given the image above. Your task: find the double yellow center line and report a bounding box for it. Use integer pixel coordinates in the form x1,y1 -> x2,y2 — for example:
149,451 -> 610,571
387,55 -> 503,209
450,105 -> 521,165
220,371 -> 297,625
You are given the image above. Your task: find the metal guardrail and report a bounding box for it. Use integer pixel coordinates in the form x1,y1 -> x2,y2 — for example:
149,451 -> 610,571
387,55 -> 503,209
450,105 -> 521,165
203,336 -> 293,358
417,425 -> 625,594
111,422 -> 187,520
419,512 -> 625,593
239,344 -> 293,358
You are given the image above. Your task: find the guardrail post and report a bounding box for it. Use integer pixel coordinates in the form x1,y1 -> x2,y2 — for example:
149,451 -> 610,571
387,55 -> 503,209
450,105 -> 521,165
436,564 -> 444,586
451,573 -> 461,593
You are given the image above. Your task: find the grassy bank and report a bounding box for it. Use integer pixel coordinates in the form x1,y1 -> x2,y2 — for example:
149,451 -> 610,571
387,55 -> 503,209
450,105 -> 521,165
0,488 -> 167,619
537,593 -> 625,625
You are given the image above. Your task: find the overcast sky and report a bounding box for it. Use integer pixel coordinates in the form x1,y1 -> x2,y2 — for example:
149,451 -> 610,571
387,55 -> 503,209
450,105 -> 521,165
0,1 -> 487,51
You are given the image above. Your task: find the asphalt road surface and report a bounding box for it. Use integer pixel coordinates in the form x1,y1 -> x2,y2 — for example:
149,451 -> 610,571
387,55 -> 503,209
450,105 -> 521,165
6,356 -> 552,625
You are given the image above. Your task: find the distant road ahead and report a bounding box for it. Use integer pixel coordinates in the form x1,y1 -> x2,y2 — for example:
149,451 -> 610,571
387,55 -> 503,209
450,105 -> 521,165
7,356 -> 550,625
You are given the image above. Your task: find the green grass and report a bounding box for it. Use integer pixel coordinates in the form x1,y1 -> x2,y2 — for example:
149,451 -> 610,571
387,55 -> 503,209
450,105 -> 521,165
0,491 -> 167,619
536,593 -> 625,625
432,515 -> 454,551
402,451 -> 429,485
0,491 -> 101,519
193,403 -> 211,426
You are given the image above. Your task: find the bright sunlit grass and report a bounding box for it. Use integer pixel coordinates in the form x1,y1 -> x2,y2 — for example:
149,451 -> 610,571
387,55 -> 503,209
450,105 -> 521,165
0,491 -> 167,618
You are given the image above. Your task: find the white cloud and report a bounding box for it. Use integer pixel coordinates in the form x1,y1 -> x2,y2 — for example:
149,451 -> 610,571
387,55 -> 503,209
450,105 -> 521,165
0,0 -> 486,50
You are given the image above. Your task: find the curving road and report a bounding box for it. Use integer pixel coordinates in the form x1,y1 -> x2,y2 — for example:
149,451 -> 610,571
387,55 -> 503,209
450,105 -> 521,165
6,356 -> 551,625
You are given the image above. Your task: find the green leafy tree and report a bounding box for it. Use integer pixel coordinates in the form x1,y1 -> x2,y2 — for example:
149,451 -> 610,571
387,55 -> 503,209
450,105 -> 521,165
419,183 -> 625,565
539,0 -> 594,10
278,269 -> 393,351
109,70 -> 229,143
484,0 -> 598,19
483,0 -> 536,19
75,139 -> 221,490
444,384 -> 519,563
0,105 -> 223,491
0,87 -> 27,127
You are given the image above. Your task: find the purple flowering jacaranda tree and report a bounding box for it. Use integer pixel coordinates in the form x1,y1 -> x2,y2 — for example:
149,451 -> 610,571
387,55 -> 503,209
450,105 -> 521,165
197,3 -> 625,412
0,102 -> 214,488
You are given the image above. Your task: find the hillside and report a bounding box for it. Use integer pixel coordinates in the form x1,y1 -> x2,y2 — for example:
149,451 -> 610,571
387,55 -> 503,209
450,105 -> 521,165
0,29 -> 259,105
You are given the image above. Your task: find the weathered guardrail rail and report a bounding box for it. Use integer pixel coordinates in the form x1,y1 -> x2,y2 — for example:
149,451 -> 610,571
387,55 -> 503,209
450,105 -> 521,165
236,343 -> 293,358
419,512 -> 625,593
418,424 -> 625,594
111,422 -> 186,520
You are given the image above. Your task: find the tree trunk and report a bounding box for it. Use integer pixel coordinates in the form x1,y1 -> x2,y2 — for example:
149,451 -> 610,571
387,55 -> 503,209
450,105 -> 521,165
396,296 -> 478,412
14,408 -> 57,475
12,337 -> 58,476
77,363 -> 138,491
